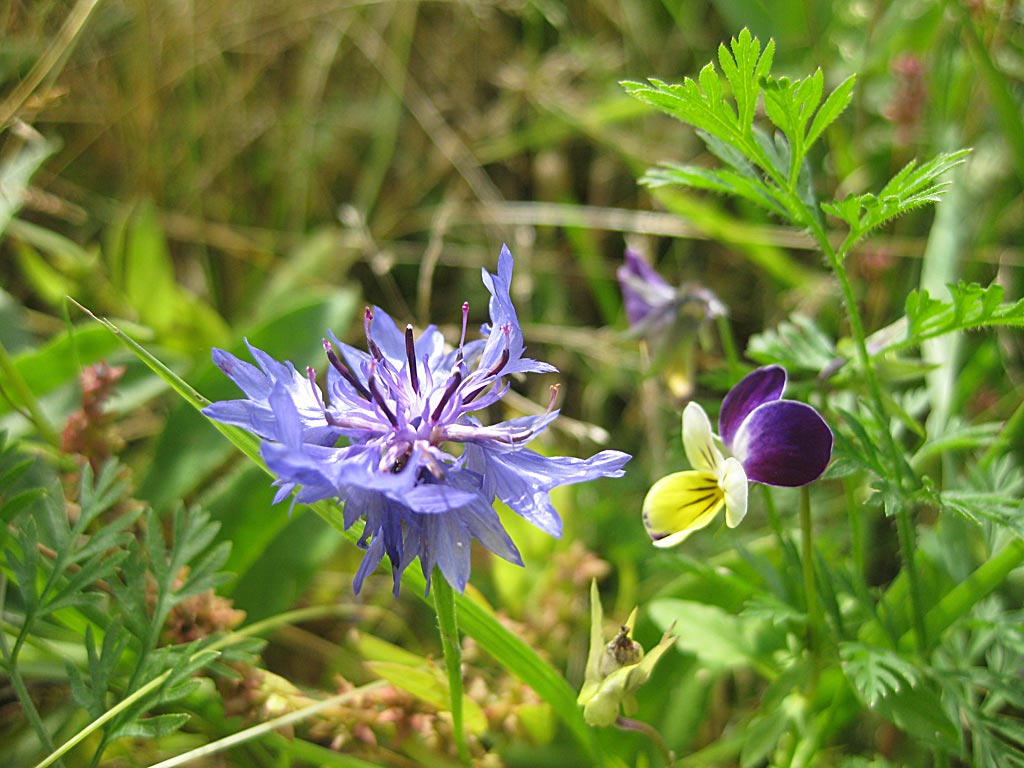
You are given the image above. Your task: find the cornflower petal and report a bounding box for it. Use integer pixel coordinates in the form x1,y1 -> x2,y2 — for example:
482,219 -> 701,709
718,364 -> 787,447
731,400 -> 833,487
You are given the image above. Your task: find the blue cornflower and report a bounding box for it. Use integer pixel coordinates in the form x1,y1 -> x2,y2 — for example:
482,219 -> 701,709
204,246 -> 631,594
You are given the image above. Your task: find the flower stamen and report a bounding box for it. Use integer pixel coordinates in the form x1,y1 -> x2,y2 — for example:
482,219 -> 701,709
364,307 -> 384,361
323,338 -> 371,400
367,362 -> 398,427
430,369 -> 463,423
405,325 -> 420,395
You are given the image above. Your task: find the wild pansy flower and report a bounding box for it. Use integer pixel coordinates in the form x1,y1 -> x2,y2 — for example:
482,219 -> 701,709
643,365 -> 832,547
617,249 -> 727,400
204,246 -> 630,595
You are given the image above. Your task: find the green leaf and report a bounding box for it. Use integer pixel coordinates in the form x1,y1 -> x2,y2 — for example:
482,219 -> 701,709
840,642 -> 920,707
0,322 -> 124,417
898,282 -> 1024,352
830,150 -> 970,241
648,598 -> 776,674
719,28 -> 774,136
841,643 -> 958,748
805,75 -> 856,149
746,313 -> 837,372
642,163 -> 788,218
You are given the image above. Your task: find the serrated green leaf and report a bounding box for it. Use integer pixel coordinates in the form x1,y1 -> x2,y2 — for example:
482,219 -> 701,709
746,313 -> 837,372
897,282 -> 1024,353
806,74 -> 855,148
840,642 -> 920,707
719,29 -> 773,135
642,163 -> 788,218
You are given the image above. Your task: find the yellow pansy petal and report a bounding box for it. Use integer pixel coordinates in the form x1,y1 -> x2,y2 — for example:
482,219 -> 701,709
720,457 -> 749,528
682,402 -> 724,473
642,470 -> 725,548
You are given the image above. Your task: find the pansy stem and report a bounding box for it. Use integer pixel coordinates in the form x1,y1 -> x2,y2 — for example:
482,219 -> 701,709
431,570 -> 470,766
799,486 -> 820,663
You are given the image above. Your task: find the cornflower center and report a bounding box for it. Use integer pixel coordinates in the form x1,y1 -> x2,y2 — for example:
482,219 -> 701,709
307,304 -> 556,482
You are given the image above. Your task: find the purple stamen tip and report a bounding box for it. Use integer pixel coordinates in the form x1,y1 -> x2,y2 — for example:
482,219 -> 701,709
367,362 -> 398,427
405,324 -> 420,395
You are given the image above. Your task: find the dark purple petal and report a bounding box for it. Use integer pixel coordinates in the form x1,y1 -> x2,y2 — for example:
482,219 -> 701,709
719,365 -> 788,449
731,400 -> 833,487
617,249 -> 675,328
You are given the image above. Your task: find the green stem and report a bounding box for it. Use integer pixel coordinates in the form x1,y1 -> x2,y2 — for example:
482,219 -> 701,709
899,538 -> 1024,652
432,570 -> 470,766
0,338 -> 59,447
806,216 -> 928,654
799,488 -> 820,671
0,578 -> 61,765
33,660 -> 176,768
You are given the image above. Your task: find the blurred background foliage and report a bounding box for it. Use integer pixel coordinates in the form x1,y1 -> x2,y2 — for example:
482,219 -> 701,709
1,0 -> 1023,765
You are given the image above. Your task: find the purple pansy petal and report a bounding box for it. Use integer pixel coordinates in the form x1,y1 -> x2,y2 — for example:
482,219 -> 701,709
617,249 -> 675,327
719,365 -> 788,449
731,400 -> 833,487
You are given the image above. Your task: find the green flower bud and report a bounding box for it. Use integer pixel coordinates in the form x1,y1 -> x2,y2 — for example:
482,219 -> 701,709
577,580 -> 676,727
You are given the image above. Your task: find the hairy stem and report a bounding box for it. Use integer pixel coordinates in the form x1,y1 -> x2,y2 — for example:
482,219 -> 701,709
806,217 -> 928,654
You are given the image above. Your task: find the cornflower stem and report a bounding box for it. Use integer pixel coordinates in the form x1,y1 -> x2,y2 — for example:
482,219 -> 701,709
806,217 -> 927,655
799,487 -> 821,681
432,570 -> 470,766
0,338 -> 59,447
